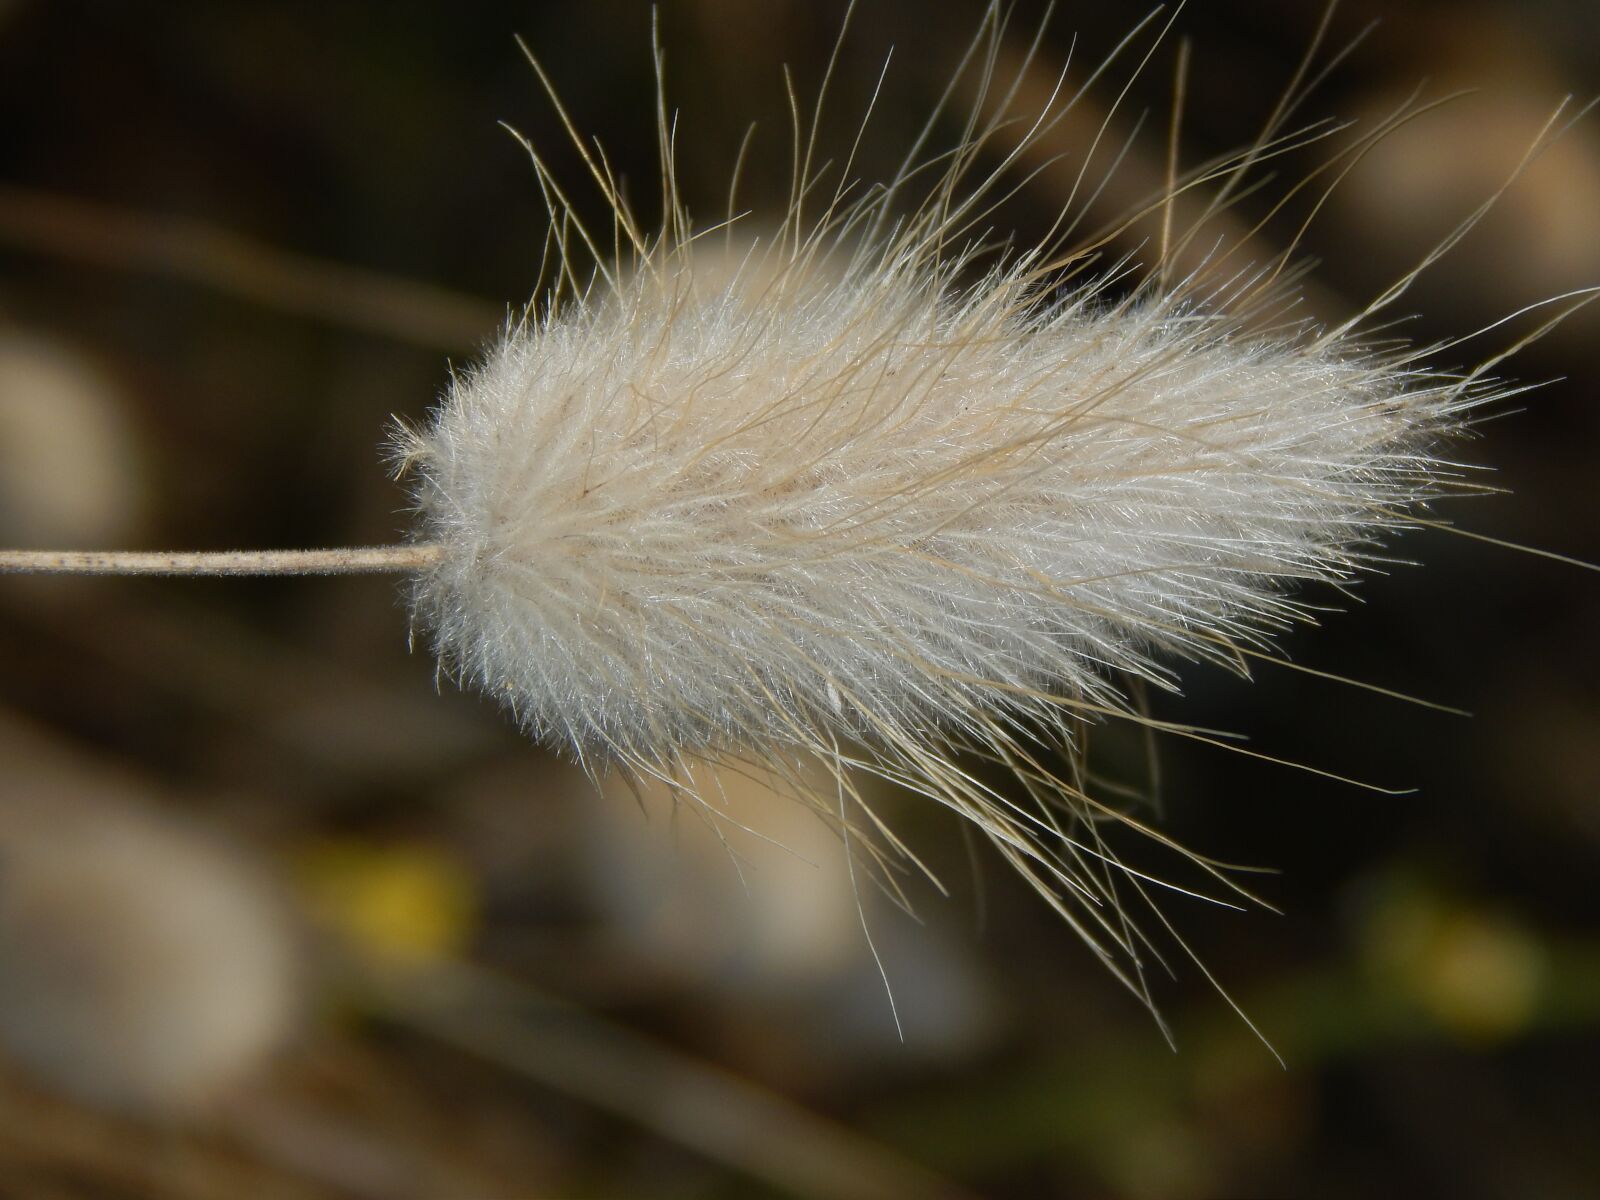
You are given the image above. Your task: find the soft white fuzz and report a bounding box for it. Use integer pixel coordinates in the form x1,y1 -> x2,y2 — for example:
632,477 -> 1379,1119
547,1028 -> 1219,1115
411,249 -> 1469,754
400,13 -> 1497,993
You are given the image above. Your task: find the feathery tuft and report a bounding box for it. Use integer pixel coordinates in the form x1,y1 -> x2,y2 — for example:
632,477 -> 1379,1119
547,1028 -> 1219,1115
409,249 -> 1467,759
398,8 -> 1509,1000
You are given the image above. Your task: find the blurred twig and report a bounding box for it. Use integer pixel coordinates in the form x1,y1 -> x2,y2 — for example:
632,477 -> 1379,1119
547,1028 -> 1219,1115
347,953 -> 979,1200
0,1065 -> 319,1200
0,184 -> 500,350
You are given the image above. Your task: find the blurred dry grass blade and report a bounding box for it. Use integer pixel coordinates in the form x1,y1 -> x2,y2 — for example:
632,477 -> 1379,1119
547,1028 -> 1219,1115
348,955 -> 978,1200
0,183 -> 500,349
0,587 -> 496,782
0,1070 -> 318,1200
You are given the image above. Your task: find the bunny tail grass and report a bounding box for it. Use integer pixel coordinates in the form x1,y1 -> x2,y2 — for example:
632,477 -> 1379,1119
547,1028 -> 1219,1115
391,1 -> 1560,1016
0,545 -> 444,576
7,3 -> 1568,1023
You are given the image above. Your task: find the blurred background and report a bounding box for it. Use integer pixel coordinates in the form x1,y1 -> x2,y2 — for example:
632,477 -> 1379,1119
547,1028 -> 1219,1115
0,1 -> 1596,1196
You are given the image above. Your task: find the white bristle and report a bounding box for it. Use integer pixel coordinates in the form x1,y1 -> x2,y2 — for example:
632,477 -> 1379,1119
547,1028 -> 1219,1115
396,9 -> 1524,998
410,250 -> 1463,759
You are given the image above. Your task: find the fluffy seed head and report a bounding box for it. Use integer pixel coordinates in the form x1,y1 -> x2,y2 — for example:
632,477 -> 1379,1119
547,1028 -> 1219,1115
409,247 -> 1461,761
398,8 -> 1509,993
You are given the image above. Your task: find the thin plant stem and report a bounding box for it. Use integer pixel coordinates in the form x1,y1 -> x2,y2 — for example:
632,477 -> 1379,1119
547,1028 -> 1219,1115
0,545 -> 445,577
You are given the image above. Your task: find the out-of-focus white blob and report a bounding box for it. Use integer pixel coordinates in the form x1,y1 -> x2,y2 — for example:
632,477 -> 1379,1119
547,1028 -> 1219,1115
0,329 -> 146,546
0,714 -> 300,1118
581,759 -> 995,1057
589,761 -> 864,990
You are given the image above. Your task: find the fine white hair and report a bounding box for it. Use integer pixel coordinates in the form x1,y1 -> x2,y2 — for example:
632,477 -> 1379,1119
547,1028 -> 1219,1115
399,5 -> 1524,1003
